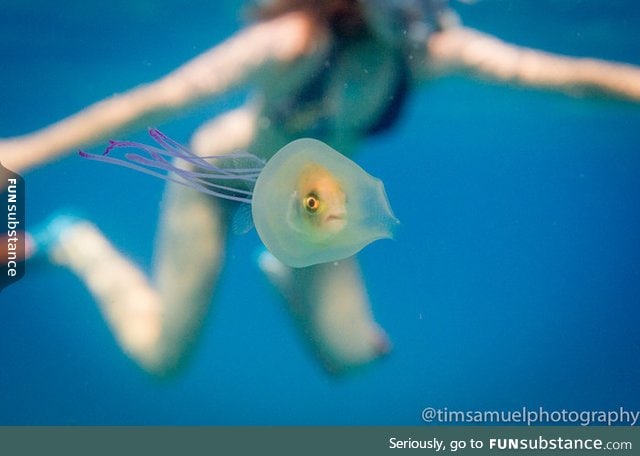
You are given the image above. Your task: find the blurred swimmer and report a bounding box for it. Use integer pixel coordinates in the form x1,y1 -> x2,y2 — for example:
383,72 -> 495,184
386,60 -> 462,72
1,0 -> 639,374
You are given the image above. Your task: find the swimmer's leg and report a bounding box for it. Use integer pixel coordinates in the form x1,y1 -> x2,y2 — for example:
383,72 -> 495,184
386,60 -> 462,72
47,182 -> 229,374
148,181 -> 231,372
258,252 -> 390,374
197,105 -> 388,372
45,106 -> 257,374
143,105 -> 257,370
190,105 -> 258,157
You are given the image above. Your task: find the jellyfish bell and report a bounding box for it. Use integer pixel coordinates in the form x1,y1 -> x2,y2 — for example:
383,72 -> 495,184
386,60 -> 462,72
80,131 -> 399,268
252,138 -> 399,268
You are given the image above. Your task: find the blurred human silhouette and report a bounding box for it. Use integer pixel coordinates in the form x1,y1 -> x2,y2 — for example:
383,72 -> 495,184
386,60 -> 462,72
1,0 -> 638,375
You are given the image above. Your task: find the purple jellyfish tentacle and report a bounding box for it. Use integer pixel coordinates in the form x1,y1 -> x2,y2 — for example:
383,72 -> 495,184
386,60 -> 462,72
124,153 -> 254,197
148,128 -> 265,177
78,129 -> 267,204
106,135 -> 260,180
79,150 -> 252,203
148,128 -> 250,177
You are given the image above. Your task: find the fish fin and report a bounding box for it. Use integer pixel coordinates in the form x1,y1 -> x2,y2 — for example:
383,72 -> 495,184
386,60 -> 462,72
231,203 -> 255,235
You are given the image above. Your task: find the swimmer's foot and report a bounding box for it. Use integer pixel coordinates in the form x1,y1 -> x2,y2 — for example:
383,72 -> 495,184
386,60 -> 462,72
28,211 -> 86,263
33,215 -> 116,274
256,249 -> 294,300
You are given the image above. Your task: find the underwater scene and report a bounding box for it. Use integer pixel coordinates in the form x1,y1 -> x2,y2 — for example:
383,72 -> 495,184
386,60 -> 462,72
0,0 -> 639,425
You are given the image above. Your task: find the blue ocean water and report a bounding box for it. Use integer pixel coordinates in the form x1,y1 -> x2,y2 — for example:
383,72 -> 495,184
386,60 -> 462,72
0,0 -> 639,425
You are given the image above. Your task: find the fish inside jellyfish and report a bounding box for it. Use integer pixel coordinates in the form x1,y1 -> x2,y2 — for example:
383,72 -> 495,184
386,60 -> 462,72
80,129 -> 399,268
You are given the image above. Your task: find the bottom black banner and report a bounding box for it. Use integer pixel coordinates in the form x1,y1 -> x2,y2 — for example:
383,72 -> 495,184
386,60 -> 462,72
0,426 -> 637,456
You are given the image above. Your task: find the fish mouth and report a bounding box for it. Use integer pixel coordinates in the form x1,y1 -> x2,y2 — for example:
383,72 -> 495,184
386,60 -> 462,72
325,212 -> 346,223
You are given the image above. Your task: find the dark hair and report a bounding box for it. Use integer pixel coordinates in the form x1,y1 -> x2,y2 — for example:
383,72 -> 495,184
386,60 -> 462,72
249,0 -> 367,38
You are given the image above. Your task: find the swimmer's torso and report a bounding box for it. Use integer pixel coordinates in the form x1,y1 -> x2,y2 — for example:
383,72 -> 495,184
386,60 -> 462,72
243,1 -> 454,161
250,31 -> 413,160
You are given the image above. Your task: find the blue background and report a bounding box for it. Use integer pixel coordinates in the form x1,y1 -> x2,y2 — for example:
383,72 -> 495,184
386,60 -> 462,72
0,0 -> 638,424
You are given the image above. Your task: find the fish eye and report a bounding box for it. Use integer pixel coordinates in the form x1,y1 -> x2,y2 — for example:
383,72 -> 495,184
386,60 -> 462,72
303,193 -> 320,213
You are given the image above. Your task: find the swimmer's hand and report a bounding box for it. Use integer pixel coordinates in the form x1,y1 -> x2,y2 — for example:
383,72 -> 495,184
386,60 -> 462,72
427,26 -> 640,102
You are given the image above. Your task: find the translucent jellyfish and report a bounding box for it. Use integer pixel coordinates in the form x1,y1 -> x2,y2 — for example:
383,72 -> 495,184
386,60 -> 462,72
80,129 -> 399,267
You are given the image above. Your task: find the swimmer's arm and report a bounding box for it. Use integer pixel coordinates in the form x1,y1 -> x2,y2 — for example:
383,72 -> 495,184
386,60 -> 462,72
0,12 -> 317,173
424,26 -> 640,102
